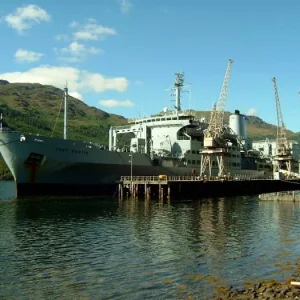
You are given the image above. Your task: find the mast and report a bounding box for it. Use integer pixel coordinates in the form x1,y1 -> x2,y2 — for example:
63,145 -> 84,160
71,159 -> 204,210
174,72 -> 184,113
164,72 -> 191,117
63,83 -> 68,140
174,73 -> 184,112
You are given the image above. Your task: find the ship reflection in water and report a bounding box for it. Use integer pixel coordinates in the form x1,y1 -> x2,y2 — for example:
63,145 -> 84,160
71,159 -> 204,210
1,188 -> 300,299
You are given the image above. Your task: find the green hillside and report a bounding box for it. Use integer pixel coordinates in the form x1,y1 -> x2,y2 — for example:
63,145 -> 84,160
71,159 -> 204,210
0,80 -> 299,180
0,80 -> 127,142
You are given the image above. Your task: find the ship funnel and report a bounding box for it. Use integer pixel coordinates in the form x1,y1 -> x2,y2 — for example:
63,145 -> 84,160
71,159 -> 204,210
229,109 -> 247,139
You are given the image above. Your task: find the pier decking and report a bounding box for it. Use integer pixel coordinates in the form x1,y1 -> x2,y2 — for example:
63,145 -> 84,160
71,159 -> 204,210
118,175 -> 300,200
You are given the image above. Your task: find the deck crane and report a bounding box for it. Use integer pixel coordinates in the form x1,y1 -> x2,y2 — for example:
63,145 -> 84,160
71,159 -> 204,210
200,59 -> 234,177
272,77 -> 292,176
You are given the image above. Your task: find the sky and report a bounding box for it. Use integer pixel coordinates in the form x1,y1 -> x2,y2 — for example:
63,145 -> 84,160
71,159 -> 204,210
1,0 -> 300,131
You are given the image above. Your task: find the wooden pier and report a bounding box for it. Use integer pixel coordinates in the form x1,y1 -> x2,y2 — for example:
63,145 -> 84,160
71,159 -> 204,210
118,175 -> 300,201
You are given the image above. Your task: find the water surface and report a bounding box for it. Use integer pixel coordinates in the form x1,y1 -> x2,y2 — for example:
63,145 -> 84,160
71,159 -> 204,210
1,182 -> 300,299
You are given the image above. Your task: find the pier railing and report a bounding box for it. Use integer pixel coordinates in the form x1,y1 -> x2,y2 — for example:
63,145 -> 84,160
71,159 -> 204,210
120,175 -> 274,183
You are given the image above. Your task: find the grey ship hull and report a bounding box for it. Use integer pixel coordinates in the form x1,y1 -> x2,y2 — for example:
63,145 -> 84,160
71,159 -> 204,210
0,131 -> 196,197
17,163 -> 184,197
0,131 -> 270,197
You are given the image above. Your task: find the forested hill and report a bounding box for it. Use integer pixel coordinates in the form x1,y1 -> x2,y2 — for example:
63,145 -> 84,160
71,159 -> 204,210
0,80 -> 127,143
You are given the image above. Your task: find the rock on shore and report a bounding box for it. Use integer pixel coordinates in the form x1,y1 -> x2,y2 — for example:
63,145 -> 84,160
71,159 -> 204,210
216,279 -> 300,299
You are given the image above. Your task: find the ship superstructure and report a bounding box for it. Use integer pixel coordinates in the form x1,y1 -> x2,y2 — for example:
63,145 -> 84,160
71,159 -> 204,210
109,71 -> 269,175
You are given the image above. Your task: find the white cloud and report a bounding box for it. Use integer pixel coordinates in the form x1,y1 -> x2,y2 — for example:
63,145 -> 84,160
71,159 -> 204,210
87,18 -> 97,23
55,56 -> 82,63
15,49 -> 43,63
4,4 -> 51,33
69,91 -> 84,101
61,42 -> 101,55
55,34 -> 69,41
73,19 -> 117,40
120,0 -> 133,14
69,21 -> 78,28
99,99 -> 134,107
246,107 -> 257,116
54,41 -> 101,62
0,66 -> 128,97
54,19 -> 115,62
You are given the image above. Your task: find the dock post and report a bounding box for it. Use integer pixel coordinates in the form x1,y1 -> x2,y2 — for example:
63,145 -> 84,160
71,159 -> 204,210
119,183 -> 124,200
160,186 -> 163,201
133,184 -> 136,199
293,191 -> 295,201
144,183 -> 147,200
147,186 -> 151,200
167,184 -> 171,201
158,184 -> 161,200
135,184 -> 138,199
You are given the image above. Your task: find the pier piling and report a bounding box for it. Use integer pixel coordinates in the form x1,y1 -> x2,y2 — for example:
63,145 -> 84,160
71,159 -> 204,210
118,175 -> 300,201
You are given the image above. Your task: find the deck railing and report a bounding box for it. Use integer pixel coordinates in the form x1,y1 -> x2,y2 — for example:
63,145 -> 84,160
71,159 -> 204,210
120,175 -> 275,182
0,128 -> 19,134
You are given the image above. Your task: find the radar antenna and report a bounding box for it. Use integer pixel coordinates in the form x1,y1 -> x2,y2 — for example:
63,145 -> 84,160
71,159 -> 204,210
164,73 -> 192,115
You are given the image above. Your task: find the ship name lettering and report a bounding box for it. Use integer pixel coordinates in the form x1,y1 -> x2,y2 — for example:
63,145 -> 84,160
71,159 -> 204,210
71,149 -> 88,155
56,147 -> 68,152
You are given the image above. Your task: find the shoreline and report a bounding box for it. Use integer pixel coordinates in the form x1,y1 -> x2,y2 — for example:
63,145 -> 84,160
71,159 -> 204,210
215,278 -> 300,299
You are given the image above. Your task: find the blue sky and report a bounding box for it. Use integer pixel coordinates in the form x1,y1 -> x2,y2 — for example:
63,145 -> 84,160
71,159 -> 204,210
1,0 -> 300,131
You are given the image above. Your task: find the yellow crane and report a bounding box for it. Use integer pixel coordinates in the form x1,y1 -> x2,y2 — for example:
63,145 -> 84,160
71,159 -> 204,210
272,77 -> 292,177
200,59 -> 234,177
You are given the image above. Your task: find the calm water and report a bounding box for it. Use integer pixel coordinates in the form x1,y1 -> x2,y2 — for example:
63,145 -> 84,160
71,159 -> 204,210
1,181 -> 300,299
